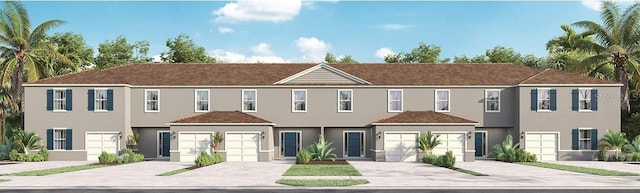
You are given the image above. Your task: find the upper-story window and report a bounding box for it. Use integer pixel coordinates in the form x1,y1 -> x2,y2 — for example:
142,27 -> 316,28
54,89 -> 67,111
388,89 -> 403,112
145,89 -> 160,112
242,89 -> 257,112
94,89 -> 108,111
338,89 -> 353,112
572,88 -> 597,112
579,89 -> 591,111
195,89 -> 210,112
485,89 -> 500,112
435,89 -> 450,112
292,89 -> 307,112
537,88 -> 551,111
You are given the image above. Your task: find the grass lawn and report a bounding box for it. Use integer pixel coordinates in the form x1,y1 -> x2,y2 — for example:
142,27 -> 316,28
0,164 -> 108,176
276,179 -> 369,186
453,168 -> 489,176
283,164 -> 362,176
519,162 -> 640,176
0,179 -> 9,183
157,168 -> 190,176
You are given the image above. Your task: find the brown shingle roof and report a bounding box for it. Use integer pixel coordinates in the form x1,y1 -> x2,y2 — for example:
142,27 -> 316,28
170,111 -> 272,124
518,68 -> 619,84
374,111 -> 477,124
26,63 -> 618,86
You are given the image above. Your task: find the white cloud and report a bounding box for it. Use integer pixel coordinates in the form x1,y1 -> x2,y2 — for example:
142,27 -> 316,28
252,43 -> 273,55
151,54 -> 163,63
295,37 -> 331,62
213,0 -> 302,23
211,49 -> 247,62
375,47 -> 395,59
581,0 -> 635,11
376,24 -> 416,30
218,27 -> 235,34
211,43 -> 286,63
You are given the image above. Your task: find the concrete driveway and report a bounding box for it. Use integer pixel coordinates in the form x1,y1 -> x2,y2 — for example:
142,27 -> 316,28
0,161 -> 94,174
554,161 -> 640,173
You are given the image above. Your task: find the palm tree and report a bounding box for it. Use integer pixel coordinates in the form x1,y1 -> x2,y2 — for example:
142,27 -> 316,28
0,87 -> 14,143
416,131 -> 441,155
598,129 -> 628,160
573,1 -> 640,112
546,25 -> 596,72
0,1 -> 69,127
13,130 -> 42,154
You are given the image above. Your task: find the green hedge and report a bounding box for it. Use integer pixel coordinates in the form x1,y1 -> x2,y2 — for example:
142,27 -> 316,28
195,152 -> 223,167
8,149 -> 48,162
98,148 -> 144,164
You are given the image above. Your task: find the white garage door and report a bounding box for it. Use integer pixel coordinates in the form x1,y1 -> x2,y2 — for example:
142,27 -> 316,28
432,133 -> 465,161
226,133 -> 259,162
385,133 -> 418,162
179,133 -> 212,162
86,133 -> 119,161
525,133 -> 557,161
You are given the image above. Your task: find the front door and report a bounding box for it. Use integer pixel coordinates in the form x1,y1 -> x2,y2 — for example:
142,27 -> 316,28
159,131 -> 170,157
282,132 -> 300,157
475,132 -> 487,157
345,132 -> 364,157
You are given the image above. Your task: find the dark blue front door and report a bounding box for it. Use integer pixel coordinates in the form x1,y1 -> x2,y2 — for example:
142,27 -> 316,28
347,132 -> 362,157
283,132 -> 298,157
161,132 -> 171,157
475,132 -> 484,157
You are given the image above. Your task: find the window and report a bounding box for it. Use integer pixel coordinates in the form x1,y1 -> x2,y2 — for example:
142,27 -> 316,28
388,89 -> 403,112
338,89 -> 353,112
54,89 -> 66,111
485,89 -> 500,112
292,89 -> 307,112
195,89 -> 209,112
242,89 -> 257,112
435,89 -> 450,112
538,89 -> 551,111
145,89 -> 159,112
579,89 -> 591,111
579,129 -> 592,150
53,129 -> 66,150
94,89 -> 107,111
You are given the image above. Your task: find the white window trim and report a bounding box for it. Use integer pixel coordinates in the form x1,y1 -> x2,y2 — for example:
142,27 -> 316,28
484,89 -> 501,113
537,88 -> 552,112
53,88 -> 67,112
343,131 -> 365,158
242,89 -> 258,112
578,88 -> 593,112
292,89 -> 307,112
93,88 -> 108,112
337,89 -> 353,113
144,89 -> 160,113
578,128 -> 593,150
52,128 -> 68,150
279,131 -> 302,158
387,89 -> 403,112
435,89 -> 450,113
194,89 -> 210,113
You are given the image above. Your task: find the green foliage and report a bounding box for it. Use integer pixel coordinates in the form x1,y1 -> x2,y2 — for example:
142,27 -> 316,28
434,151 -> 456,168
47,32 -> 93,72
597,149 -> 609,161
632,152 -> 640,161
416,131 -> 441,154
422,153 -> 437,164
624,135 -> 640,154
161,34 -> 216,63
210,132 -> 224,152
195,151 -> 215,167
98,151 -> 116,164
212,152 -> 223,163
13,130 -> 42,154
95,35 -> 150,69
453,45 -> 545,68
598,130 -> 628,160
492,135 -> 536,163
295,148 -> 312,164
127,133 -> 140,145
305,135 -> 337,161
38,148 -> 48,161
384,42 -> 443,63
0,135 -> 13,160
9,149 -> 18,161
324,52 -> 358,64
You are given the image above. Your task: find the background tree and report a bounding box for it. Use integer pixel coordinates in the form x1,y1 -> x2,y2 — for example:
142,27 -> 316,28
324,52 -> 337,63
47,32 -> 94,71
95,36 -> 150,69
573,1 -> 640,112
384,42 -> 445,63
0,1 -> 70,128
324,52 -> 358,63
160,34 -> 216,63
545,25 -> 595,72
452,45 -> 546,68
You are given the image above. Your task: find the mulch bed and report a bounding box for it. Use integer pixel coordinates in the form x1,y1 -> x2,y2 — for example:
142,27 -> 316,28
185,165 -> 201,170
304,160 -> 349,165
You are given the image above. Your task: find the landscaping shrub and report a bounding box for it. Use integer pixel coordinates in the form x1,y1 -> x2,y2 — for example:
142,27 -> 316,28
625,155 -> 633,161
131,153 -> 145,162
434,151 -> 456,168
212,152 -> 223,163
9,149 -> 19,161
633,152 -> 640,161
98,151 -> 117,164
39,149 -> 49,161
597,149 -> 608,161
306,135 -> 337,161
422,154 -> 437,164
31,153 -> 45,162
117,155 -> 131,164
295,148 -> 312,164
195,152 -> 215,167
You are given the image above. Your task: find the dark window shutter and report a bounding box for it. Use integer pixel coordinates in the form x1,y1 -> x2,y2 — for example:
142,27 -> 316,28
530,89 -> 537,111
591,129 -> 598,150
46,89 -> 53,111
46,129 -> 53,150
571,89 -> 578,111
572,129 -> 579,150
107,89 -> 114,111
87,89 -> 94,111
65,90 -> 72,111
550,89 -> 557,111
591,89 -> 598,111
65,129 -> 73,150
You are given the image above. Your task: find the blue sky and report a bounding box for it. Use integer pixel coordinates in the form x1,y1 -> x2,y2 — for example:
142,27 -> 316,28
21,0 -> 613,63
